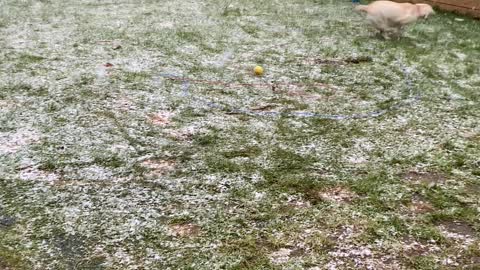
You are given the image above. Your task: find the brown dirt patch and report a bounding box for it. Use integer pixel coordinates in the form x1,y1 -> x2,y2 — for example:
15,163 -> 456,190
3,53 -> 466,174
142,159 -> 176,175
148,111 -> 174,126
408,194 -> 435,214
115,96 -> 136,112
317,187 -> 358,203
169,223 -> 201,238
289,247 -> 306,258
439,221 -> 476,238
286,88 -> 322,101
278,201 -> 311,214
166,129 -> 194,141
461,131 -> 479,141
311,56 -> 373,65
402,237 -> 433,257
250,104 -> 278,111
0,259 -> 15,270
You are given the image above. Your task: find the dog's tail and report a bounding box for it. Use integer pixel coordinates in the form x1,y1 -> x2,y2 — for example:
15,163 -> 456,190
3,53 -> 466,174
354,5 -> 369,12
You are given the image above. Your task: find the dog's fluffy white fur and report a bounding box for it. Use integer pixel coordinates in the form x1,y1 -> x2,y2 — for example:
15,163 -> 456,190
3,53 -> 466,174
355,1 -> 434,39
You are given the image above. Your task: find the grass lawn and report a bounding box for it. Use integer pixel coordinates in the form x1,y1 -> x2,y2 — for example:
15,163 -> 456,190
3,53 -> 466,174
0,0 -> 479,269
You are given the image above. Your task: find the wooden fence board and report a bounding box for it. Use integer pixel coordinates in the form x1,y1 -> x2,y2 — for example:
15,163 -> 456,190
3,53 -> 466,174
392,0 -> 480,18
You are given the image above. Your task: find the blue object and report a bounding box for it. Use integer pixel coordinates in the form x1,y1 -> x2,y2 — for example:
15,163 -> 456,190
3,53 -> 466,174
352,0 -> 360,3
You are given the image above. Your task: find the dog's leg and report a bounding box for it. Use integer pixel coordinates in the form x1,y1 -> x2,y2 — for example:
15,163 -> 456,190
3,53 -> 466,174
391,27 -> 403,39
378,29 -> 390,40
371,22 -> 387,39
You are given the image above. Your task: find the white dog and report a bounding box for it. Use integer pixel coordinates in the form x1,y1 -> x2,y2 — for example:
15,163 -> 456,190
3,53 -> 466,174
355,1 -> 434,39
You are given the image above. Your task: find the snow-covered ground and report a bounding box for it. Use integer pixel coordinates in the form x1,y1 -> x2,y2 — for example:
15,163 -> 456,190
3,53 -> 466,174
0,0 -> 479,268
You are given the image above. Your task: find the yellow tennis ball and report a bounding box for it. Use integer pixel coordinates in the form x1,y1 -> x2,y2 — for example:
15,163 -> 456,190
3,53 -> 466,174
254,66 -> 264,76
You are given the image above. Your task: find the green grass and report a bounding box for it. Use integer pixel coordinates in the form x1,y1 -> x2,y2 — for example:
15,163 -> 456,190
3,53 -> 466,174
0,0 -> 479,269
